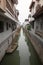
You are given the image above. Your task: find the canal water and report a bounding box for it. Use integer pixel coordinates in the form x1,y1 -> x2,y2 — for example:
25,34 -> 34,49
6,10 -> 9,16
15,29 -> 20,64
0,29 -> 42,65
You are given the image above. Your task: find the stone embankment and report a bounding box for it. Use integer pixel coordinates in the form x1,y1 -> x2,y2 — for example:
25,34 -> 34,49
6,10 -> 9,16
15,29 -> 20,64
0,27 -> 21,62
23,28 -> 43,64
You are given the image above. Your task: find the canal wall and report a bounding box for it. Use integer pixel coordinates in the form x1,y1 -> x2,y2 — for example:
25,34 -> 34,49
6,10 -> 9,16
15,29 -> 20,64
0,27 -> 21,62
23,28 -> 43,64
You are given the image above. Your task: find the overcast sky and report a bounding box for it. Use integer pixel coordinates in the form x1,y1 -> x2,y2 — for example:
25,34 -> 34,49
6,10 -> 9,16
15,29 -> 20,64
16,0 -> 32,24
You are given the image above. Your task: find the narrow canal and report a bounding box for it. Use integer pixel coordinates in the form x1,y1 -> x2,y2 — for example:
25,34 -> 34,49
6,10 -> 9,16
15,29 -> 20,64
0,29 -> 42,65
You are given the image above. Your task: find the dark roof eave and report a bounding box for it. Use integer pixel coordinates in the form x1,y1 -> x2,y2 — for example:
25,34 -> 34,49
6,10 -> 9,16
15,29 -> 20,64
0,12 -> 16,23
0,8 -> 5,13
33,6 -> 43,18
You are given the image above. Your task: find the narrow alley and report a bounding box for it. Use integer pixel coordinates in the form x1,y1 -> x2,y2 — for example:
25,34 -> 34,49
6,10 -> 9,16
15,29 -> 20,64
0,28 -> 42,65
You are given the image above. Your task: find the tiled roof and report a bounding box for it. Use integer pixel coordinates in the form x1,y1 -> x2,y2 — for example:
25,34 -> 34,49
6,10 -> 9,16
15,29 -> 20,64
33,6 -> 43,18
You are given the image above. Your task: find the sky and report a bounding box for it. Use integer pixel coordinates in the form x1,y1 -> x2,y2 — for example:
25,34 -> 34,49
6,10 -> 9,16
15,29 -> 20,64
16,0 -> 32,24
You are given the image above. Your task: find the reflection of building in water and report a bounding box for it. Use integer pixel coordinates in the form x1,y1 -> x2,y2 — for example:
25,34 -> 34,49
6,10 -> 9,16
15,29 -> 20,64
0,50 -> 20,65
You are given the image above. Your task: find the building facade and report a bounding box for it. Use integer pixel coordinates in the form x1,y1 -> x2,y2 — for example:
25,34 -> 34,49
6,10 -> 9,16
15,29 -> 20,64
29,0 -> 43,38
29,0 -> 43,63
23,19 -> 29,28
0,0 -> 19,61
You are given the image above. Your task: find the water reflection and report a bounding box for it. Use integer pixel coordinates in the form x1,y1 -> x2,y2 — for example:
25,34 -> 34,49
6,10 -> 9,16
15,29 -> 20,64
17,29 -> 31,65
0,50 -> 20,65
0,28 -> 42,65
24,30 -> 42,65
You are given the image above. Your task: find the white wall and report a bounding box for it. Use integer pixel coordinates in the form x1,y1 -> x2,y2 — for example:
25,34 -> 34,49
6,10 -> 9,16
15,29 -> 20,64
31,0 -> 43,16
0,28 -> 17,62
39,0 -> 43,6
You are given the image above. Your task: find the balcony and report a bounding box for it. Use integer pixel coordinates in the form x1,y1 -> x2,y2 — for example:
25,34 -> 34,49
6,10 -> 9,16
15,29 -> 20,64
36,4 -> 41,12
29,1 -> 35,9
6,0 -> 14,15
33,5 -> 43,18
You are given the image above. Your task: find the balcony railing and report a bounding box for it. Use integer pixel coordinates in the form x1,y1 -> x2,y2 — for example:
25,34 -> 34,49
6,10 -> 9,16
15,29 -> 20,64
6,0 -> 14,15
36,4 -> 41,12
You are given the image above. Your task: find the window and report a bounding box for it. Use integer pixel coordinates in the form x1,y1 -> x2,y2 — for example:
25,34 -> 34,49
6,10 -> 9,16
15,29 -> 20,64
40,23 -> 43,30
6,22 -> 9,30
9,23 -> 11,28
31,21 -> 34,29
0,21 -> 4,33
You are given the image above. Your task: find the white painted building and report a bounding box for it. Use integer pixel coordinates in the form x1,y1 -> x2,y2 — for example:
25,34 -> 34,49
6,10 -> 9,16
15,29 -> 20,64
23,19 -> 29,28
0,0 -> 19,62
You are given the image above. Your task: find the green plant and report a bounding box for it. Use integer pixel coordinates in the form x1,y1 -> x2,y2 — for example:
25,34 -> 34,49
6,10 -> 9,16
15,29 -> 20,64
27,25 -> 31,30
